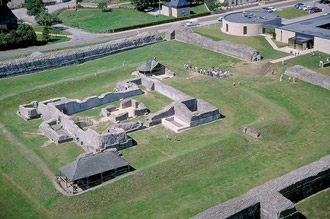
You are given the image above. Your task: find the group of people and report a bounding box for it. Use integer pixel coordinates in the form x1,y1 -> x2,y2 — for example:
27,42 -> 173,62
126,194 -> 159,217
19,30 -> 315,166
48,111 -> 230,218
280,73 -> 296,83
184,63 -> 231,78
290,50 -> 300,56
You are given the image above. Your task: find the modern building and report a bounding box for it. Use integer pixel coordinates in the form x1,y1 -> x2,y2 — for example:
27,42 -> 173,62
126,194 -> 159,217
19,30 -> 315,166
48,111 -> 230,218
59,150 -> 130,192
0,0 -> 18,30
136,60 -> 165,75
275,14 -> 330,53
162,0 -> 190,18
221,11 -> 281,36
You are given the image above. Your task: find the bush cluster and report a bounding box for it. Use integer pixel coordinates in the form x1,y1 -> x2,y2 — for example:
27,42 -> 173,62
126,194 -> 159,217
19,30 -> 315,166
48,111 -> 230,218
0,24 -> 37,51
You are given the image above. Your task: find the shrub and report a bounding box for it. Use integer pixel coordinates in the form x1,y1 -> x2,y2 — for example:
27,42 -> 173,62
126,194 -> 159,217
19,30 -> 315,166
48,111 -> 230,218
0,24 -> 37,50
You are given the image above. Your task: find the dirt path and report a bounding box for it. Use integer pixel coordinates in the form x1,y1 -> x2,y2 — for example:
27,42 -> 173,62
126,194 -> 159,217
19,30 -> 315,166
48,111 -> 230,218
0,123 -> 70,197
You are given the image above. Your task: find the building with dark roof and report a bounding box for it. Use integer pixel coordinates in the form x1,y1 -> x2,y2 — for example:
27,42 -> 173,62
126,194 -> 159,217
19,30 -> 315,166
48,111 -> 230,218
221,11 -> 281,36
275,14 -> 330,53
59,150 -> 130,193
162,0 -> 190,18
0,1 -> 18,30
136,60 -> 165,75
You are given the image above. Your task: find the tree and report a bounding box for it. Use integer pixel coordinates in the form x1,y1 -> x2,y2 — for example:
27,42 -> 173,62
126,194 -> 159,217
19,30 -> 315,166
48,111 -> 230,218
37,11 -> 53,26
16,23 -> 37,45
42,25 -> 51,42
26,0 -> 46,16
98,1 -> 108,12
130,0 -> 157,11
76,0 -> 83,9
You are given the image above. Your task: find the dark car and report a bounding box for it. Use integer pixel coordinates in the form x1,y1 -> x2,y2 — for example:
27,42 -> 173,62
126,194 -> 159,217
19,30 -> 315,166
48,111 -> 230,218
310,7 -> 322,12
294,3 -> 304,8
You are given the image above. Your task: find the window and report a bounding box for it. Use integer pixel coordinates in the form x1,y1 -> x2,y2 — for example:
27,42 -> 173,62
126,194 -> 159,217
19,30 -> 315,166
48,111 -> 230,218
243,26 -> 247,35
226,24 -> 228,32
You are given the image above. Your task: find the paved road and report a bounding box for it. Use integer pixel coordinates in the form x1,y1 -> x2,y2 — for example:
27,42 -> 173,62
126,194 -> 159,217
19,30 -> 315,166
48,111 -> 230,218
0,0 -> 322,59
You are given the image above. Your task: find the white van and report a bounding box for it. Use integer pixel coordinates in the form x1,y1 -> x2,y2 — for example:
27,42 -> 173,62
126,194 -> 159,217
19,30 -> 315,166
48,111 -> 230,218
185,19 -> 199,27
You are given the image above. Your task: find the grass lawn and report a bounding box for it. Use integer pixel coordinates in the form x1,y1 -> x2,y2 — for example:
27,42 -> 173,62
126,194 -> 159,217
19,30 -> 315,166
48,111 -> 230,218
0,40 -> 329,218
59,8 -> 173,33
193,23 -> 287,60
296,189 -> 330,218
191,4 -> 208,14
272,52 -> 330,76
272,39 -> 288,48
36,34 -> 71,45
273,8 -> 309,19
32,24 -> 71,36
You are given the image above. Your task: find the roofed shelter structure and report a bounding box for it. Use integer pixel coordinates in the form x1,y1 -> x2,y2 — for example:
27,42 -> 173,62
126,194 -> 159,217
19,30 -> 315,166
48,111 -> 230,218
275,14 -> 330,54
59,150 -> 130,193
136,60 -> 165,75
162,0 -> 190,18
0,0 -> 18,30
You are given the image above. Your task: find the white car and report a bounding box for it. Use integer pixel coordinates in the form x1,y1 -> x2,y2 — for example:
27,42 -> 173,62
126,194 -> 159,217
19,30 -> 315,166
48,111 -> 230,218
144,7 -> 154,12
268,7 -> 277,12
298,4 -> 305,9
302,5 -> 312,10
217,16 -> 223,21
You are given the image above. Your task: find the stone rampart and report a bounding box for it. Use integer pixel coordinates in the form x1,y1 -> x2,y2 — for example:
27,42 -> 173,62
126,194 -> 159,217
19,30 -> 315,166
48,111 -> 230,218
165,24 -> 259,62
192,155 -> 330,219
285,65 -> 330,90
0,31 -> 163,78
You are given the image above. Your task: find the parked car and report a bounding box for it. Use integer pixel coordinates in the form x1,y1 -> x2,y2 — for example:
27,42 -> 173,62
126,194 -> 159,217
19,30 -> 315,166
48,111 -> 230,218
294,3 -> 304,8
186,19 -> 199,27
217,16 -> 223,21
310,7 -> 322,12
263,7 -> 272,12
268,6 -> 277,11
298,4 -> 306,9
143,7 -> 154,12
302,5 -> 312,11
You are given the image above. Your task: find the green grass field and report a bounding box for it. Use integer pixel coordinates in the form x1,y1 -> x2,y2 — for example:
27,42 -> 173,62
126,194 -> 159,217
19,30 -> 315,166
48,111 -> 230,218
59,8 -> 172,33
0,39 -> 329,218
193,23 -> 287,60
273,8 -> 309,19
36,34 -> 71,45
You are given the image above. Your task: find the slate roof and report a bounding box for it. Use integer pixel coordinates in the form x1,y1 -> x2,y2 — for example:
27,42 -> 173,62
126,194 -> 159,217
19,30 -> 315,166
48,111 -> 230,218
59,151 -> 129,181
136,60 -> 161,72
277,14 -> 330,40
0,5 -> 17,25
166,0 -> 190,8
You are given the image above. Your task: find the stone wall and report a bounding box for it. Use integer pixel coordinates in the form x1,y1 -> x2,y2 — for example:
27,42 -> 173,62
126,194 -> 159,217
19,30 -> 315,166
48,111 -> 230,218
192,155 -> 330,219
0,31 -> 163,78
165,24 -> 259,62
103,121 -> 144,133
285,65 -> 330,90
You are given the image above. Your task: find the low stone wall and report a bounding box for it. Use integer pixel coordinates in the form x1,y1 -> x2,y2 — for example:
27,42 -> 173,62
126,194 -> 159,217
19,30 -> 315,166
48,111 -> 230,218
110,112 -> 128,123
285,65 -> 330,90
165,24 -> 259,62
0,31 -> 163,78
103,121 -> 144,133
192,155 -> 330,219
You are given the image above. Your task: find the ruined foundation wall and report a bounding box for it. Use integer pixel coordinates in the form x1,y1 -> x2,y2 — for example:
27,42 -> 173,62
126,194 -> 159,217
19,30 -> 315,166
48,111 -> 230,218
192,155 -> 330,219
0,32 -> 163,78
165,24 -> 259,62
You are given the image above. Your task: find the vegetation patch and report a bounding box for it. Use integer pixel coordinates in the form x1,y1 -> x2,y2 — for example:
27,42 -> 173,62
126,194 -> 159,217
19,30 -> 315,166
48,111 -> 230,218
273,8 -> 309,19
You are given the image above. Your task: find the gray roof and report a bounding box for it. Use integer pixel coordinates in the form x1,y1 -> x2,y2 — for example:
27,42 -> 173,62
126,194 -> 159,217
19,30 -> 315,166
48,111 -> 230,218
277,14 -> 330,40
166,0 -> 189,8
136,60 -> 161,72
223,11 -> 278,24
0,5 -> 17,25
59,151 -> 129,181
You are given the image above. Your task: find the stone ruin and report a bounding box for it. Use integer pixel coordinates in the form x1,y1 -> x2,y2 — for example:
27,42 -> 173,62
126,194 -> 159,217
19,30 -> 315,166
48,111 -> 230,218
285,65 -> 330,90
0,31 -> 163,78
18,65 -> 221,192
242,127 -> 261,139
165,24 -> 260,62
116,74 -> 221,133
100,99 -> 148,123
192,155 -> 330,219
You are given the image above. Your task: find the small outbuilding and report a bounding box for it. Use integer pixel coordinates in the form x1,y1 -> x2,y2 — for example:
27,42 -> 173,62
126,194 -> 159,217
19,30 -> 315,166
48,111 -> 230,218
162,0 -> 190,18
136,60 -> 165,75
59,150 -> 130,191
